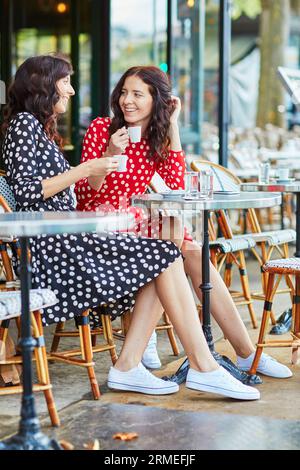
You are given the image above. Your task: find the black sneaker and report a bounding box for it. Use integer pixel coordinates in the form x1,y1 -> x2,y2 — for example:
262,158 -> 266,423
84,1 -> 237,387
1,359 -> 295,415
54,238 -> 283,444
269,308 -> 292,335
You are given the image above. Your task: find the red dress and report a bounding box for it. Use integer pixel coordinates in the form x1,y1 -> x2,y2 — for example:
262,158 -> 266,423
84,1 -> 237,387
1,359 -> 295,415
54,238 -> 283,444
76,117 -> 190,238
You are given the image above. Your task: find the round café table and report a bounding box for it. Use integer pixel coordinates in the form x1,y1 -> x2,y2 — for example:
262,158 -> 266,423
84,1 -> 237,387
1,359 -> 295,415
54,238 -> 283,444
131,191 -> 282,385
241,181 -> 300,257
0,211 -> 133,451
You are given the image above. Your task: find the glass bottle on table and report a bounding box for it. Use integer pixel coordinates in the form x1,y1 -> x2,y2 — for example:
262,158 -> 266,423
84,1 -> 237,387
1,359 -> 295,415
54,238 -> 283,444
258,163 -> 270,184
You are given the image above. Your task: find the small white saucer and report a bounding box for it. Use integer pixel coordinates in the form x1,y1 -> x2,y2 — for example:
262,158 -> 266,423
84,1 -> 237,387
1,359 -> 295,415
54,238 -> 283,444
273,178 -> 295,184
183,195 -> 206,200
161,190 -> 185,199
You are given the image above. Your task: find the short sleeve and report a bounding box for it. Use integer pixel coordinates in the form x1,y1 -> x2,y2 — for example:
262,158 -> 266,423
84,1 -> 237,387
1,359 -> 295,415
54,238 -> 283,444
3,113 -> 44,208
156,150 -> 185,189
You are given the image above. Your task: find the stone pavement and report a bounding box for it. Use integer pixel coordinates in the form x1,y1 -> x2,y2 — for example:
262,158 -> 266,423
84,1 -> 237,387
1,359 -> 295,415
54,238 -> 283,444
1,256 -> 300,450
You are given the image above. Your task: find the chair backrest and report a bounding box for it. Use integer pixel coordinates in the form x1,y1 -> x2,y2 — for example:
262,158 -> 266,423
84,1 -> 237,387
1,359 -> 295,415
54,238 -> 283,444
0,175 -> 16,212
191,160 -> 242,238
191,159 -> 265,234
191,159 -> 240,193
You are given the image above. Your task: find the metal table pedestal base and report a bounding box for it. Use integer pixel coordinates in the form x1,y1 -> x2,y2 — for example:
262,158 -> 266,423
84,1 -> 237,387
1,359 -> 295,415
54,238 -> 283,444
0,431 -> 61,450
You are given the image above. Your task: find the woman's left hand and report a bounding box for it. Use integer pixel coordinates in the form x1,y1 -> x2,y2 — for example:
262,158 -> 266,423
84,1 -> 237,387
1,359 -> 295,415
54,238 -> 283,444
169,96 -> 181,124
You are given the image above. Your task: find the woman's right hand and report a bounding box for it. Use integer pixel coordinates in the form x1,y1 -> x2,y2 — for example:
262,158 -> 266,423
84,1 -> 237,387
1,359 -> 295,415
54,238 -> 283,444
107,127 -> 129,155
84,156 -> 119,177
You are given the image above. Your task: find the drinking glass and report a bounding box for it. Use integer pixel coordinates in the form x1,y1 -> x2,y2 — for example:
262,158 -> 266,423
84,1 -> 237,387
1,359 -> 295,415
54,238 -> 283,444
258,163 -> 270,184
184,172 -> 199,198
199,170 -> 214,198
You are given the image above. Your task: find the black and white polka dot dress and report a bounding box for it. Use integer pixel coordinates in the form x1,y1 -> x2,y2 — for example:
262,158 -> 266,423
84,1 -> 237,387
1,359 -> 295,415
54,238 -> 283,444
2,112 -> 180,326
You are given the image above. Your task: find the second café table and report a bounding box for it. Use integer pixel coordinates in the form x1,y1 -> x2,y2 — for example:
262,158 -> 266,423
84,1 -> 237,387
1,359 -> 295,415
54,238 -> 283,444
131,191 -> 282,385
0,210 -> 134,451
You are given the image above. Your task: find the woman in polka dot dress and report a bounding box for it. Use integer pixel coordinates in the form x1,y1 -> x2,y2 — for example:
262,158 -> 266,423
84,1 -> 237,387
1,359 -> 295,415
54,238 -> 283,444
1,54 -> 267,399
76,66 -> 292,382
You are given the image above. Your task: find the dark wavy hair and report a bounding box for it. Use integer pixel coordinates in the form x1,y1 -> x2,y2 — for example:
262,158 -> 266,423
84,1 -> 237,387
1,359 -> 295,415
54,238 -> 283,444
110,66 -> 173,161
1,53 -> 73,147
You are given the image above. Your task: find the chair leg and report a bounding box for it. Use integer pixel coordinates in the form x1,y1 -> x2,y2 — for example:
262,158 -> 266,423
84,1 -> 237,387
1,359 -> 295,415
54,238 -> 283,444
121,310 -> 132,336
292,276 -> 300,365
210,249 -> 218,268
0,319 -> 9,345
33,312 -> 60,427
91,333 -> 97,347
238,251 -> 258,329
101,314 -> 118,364
224,258 -> 233,288
162,313 -> 179,356
260,268 -> 277,325
0,243 -> 14,283
250,273 -> 276,375
286,274 -> 295,304
0,320 -> 21,386
79,311 -> 100,400
50,321 -> 65,353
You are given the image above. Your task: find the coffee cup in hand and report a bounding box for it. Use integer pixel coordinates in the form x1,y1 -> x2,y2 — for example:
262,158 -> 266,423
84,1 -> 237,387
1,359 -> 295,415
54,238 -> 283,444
128,126 -> 141,143
115,155 -> 128,172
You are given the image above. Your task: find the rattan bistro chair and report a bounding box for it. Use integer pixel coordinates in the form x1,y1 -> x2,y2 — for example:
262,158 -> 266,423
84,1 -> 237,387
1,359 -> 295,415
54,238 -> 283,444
0,237 -> 60,426
249,257 -> 300,375
191,160 -> 296,323
0,172 -> 116,400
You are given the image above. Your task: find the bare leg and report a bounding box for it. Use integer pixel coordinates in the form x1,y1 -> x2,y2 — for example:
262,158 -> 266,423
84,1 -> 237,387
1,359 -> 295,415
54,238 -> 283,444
115,258 -> 218,373
161,215 -> 184,249
182,240 -> 255,358
116,283 -> 163,371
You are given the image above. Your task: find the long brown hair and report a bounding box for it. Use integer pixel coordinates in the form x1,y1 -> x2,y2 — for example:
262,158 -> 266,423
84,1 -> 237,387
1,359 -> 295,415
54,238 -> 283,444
1,53 -> 73,147
110,66 -> 173,161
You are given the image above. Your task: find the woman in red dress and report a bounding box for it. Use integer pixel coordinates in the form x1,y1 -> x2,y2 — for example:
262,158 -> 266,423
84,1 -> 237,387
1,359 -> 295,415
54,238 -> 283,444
76,67 -> 184,243
75,66 -> 291,379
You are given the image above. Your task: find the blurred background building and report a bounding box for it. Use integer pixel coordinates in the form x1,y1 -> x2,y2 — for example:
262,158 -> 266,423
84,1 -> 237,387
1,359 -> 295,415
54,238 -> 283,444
0,0 -> 300,165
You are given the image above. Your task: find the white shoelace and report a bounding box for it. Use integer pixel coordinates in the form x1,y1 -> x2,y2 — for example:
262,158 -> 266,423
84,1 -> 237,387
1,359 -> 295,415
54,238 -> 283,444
219,368 -> 249,389
137,364 -> 164,383
258,353 -> 276,366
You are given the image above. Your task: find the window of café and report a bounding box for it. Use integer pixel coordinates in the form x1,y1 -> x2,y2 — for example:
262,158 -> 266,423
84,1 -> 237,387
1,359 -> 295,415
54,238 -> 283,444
171,0 -> 206,154
0,0 -> 92,164
110,0 -> 168,91
0,0 -> 213,164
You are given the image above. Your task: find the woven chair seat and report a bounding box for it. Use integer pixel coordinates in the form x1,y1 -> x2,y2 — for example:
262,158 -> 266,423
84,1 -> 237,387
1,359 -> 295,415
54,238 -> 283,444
263,257 -> 300,274
0,176 -> 16,242
0,235 -> 14,242
0,289 -> 58,320
250,229 -> 296,246
210,235 -> 256,254
0,176 -> 16,211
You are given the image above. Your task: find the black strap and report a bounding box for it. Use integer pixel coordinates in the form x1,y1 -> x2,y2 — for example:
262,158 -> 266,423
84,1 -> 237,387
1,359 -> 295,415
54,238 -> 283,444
293,295 -> 300,304
75,315 -> 90,326
264,301 -> 273,311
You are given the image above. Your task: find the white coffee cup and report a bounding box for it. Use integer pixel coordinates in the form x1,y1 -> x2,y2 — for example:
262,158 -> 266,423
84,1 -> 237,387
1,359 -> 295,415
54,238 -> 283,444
128,126 -> 141,143
115,155 -> 128,172
277,167 -> 289,180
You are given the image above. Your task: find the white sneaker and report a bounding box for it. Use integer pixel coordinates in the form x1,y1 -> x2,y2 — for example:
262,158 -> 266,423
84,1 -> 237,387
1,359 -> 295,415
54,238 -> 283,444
141,331 -> 162,369
237,352 -> 293,379
107,363 -> 179,395
186,366 -> 260,400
